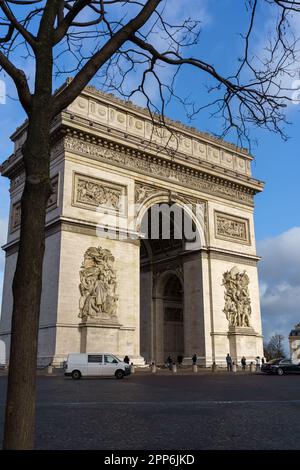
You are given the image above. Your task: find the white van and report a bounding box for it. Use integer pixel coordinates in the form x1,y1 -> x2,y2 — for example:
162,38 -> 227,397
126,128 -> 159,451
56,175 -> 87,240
64,353 -> 131,379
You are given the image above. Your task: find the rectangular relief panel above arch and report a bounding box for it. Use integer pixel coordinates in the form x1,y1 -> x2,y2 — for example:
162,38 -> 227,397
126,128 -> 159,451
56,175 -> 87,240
214,210 -> 251,245
72,172 -> 128,217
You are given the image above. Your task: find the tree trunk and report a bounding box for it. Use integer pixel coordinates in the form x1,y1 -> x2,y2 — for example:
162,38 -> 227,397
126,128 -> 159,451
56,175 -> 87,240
3,108 -> 52,449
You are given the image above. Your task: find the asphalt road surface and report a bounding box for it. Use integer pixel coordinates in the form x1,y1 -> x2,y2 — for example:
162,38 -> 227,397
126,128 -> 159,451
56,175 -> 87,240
0,372 -> 300,450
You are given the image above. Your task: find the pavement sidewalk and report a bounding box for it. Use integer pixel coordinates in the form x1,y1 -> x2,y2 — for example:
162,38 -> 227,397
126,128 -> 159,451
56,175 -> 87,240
0,365 -> 258,376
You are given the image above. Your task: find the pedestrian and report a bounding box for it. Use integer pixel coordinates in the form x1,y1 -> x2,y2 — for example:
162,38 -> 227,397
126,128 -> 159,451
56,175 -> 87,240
177,355 -> 183,366
166,354 -> 172,369
255,356 -> 261,372
123,355 -> 130,364
241,356 -> 246,371
261,357 -> 265,365
226,353 -> 232,371
192,353 -> 197,366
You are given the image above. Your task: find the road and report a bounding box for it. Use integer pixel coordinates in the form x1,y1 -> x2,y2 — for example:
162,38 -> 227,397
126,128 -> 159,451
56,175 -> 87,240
0,372 -> 300,449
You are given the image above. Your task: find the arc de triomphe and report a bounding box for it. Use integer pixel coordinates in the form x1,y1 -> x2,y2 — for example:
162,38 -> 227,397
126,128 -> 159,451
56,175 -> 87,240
0,84 -> 264,366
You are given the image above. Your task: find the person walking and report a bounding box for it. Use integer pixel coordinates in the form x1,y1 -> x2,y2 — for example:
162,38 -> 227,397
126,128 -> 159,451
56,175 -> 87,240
192,353 -> 197,366
241,356 -> 247,371
177,355 -> 183,367
166,354 -> 172,370
255,356 -> 261,372
226,353 -> 233,371
123,355 -> 130,364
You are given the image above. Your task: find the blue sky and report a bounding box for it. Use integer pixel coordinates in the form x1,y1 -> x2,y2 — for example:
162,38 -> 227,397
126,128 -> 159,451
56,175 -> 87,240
0,1 -> 300,350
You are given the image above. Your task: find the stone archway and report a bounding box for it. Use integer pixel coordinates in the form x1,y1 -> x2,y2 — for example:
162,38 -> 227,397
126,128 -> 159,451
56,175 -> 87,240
139,201 -> 205,364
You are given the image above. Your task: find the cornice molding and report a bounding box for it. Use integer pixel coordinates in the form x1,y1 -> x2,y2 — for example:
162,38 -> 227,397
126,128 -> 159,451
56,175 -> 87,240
60,110 -> 258,180
202,247 -> 260,266
63,129 -> 257,207
3,217 -> 140,256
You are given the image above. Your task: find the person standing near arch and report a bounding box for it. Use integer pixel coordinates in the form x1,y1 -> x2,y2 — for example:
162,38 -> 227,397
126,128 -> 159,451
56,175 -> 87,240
226,353 -> 233,371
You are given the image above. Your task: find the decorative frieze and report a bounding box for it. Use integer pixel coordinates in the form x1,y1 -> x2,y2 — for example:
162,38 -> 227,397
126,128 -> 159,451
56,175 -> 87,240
73,173 -> 127,216
135,182 -> 206,210
214,211 -> 250,244
65,136 -> 254,206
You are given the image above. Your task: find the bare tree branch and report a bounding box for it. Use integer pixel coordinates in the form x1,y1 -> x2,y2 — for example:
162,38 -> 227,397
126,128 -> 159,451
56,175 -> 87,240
53,0 -> 162,114
0,0 -> 37,49
0,49 -> 31,110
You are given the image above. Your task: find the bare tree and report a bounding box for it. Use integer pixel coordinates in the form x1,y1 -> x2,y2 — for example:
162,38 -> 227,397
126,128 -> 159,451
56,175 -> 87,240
0,0 -> 299,449
264,333 -> 286,361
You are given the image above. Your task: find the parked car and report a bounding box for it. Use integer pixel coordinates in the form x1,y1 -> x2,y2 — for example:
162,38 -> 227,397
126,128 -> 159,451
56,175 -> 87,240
261,358 -> 300,376
64,353 -> 131,379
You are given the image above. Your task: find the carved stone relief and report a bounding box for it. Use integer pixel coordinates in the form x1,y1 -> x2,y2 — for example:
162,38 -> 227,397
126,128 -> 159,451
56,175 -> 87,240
79,246 -> 118,322
135,183 -> 158,204
65,136 -> 254,206
10,173 -> 25,191
222,266 -> 251,327
134,182 -> 207,240
47,175 -> 59,209
215,211 -> 250,244
11,201 -> 21,231
10,174 -> 59,232
73,173 -> 127,216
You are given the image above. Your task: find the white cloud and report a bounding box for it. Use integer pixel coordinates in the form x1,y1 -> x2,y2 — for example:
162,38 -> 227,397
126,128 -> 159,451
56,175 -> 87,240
258,227 -> 300,349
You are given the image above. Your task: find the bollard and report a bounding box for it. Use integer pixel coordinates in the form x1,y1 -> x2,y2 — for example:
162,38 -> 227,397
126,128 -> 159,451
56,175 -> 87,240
250,362 -> 255,373
151,363 -> 157,374
130,363 -> 135,374
172,363 -> 177,373
47,364 -> 53,374
193,364 -> 198,373
212,362 -> 218,373
232,363 -> 237,373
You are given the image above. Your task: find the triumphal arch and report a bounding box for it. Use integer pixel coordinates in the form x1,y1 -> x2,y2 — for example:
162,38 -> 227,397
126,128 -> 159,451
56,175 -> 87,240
0,84 -> 264,366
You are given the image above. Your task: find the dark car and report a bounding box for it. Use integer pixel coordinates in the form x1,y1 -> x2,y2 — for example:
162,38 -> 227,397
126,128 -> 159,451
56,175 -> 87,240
261,358 -> 300,376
